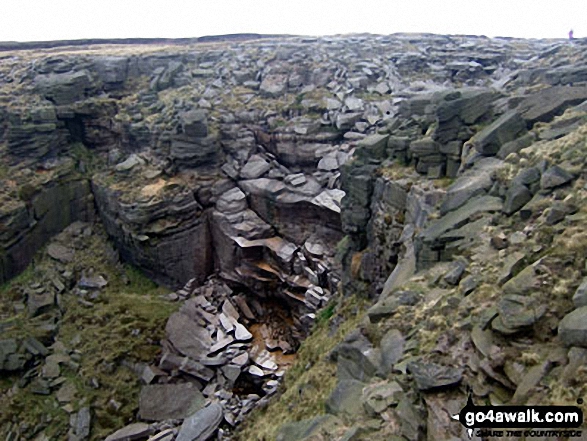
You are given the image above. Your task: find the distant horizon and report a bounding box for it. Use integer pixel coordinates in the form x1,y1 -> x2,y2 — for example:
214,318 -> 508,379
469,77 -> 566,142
0,31 -> 578,47
0,0 -> 582,43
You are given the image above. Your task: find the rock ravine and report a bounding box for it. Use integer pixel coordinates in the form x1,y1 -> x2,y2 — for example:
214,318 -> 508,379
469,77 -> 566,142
1,33 -> 587,440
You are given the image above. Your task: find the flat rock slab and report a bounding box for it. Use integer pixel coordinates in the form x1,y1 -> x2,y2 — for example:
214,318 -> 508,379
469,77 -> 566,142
518,85 -> 587,126
105,423 -> 152,441
165,312 -> 212,360
407,361 -> 463,391
471,111 -> 527,155
420,196 -> 503,245
559,306 -> 587,347
573,278 -> 587,308
176,402 -> 224,441
362,380 -> 404,416
325,379 -> 366,416
139,383 -> 205,421
47,243 -> 74,263
380,329 -> 405,374
540,165 -> 574,190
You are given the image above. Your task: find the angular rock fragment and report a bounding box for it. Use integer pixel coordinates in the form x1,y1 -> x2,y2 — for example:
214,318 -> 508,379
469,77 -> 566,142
105,423 -> 152,441
407,361 -> 463,391
176,402 -> 224,441
559,306 -> 587,347
139,383 -> 205,421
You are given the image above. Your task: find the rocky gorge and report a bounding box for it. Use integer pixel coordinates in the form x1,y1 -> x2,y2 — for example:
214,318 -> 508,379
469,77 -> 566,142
0,33 -> 587,440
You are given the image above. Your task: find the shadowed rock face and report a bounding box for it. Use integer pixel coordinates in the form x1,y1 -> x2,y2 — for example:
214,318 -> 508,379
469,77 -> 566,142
1,32 -> 587,441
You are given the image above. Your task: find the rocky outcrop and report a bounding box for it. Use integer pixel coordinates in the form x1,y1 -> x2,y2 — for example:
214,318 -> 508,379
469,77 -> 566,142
1,32 -> 587,441
0,165 -> 94,284
91,170 -> 214,287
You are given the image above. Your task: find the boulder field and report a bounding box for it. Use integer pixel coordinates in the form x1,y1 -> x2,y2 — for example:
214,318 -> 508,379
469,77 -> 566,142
0,33 -> 587,440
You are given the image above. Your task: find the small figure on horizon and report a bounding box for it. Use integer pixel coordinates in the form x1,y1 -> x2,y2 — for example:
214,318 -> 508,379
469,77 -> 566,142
569,29 -> 574,40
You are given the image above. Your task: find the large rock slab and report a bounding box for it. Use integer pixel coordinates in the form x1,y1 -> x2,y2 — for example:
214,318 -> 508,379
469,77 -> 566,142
559,307 -> 587,347
165,312 -> 212,360
325,379 -> 366,416
419,196 -> 503,245
407,361 -> 463,391
139,383 -> 206,421
470,111 -> 527,155
105,423 -> 152,441
518,85 -> 587,126
176,402 -> 224,441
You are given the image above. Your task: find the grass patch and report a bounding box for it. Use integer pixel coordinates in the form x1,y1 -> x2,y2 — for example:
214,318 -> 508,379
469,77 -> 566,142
0,228 -> 178,440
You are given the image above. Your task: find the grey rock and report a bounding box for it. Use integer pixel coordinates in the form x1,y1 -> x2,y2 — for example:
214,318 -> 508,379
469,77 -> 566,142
70,407 -> 91,440
105,423 -> 152,441
367,290 -> 422,322
495,294 -> 546,332
260,74 -> 287,96
443,260 -> 466,285
0,339 -> 19,371
165,312 -> 212,360
503,184 -> 532,215
396,397 -> 424,441
317,154 -> 339,171
176,402 -> 224,441
356,134 -> 389,160
512,166 -> 541,187
440,170 -> 493,214
563,348 -> 587,385
497,132 -> 535,159
240,155 -> 271,179
139,383 -> 206,421
221,364 -> 241,383
518,85 -> 587,126
459,275 -> 478,296
559,307 -> 587,347
497,252 -> 526,285
362,381 -> 403,416
335,112 -> 362,130
420,196 -> 503,245
407,361 -> 463,390
540,165 -> 574,190
78,275 -> 108,290
115,154 -> 145,172
380,329 -> 405,374
435,88 -> 495,125
502,264 -> 539,296
325,379 -> 366,416
47,243 -> 75,263
345,96 -> 364,111
471,325 -> 494,357
27,290 -> 55,317
216,187 -> 247,214
181,110 -> 208,137
470,111 -> 527,155
573,278 -> 587,308
35,70 -> 93,105
545,202 -> 571,225
334,332 -> 381,381
234,323 -> 253,341
147,429 -> 175,441
512,361 -> 551,404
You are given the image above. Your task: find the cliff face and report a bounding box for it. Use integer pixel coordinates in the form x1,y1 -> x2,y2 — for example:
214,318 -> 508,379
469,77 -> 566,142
1,34 -> 587,440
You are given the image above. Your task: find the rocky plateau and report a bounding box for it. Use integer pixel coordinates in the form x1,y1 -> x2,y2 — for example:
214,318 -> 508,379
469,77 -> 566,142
0,32 -> 587,441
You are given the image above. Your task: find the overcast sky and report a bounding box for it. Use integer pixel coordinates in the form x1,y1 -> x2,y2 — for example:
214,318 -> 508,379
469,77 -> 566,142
0,0 -> 583,42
